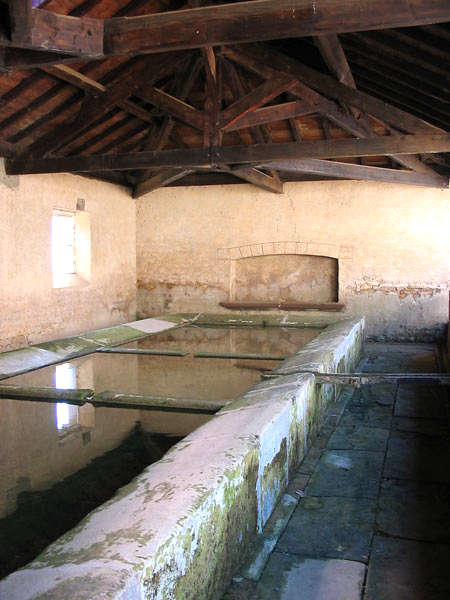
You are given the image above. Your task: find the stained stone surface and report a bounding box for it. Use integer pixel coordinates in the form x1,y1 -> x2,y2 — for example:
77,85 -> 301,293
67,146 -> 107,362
306,449 -> 384,498
365,536 -> 450,600
327,426 -> 390,451
391,416 -> 449,437
339,403 -> 393,429
383,436 -> 450,483
394,385 -> 446,419
376,479 -> 450,542
255,554 -> 366,600
276,495 -> 376,562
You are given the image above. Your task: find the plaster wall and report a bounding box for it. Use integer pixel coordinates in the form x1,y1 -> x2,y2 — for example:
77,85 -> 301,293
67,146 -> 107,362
136,181 -> 450,341
0,168 -> 137,352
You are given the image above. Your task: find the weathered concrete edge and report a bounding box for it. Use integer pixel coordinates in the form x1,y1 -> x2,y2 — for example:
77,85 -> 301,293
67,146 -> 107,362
0,317 -> 364,600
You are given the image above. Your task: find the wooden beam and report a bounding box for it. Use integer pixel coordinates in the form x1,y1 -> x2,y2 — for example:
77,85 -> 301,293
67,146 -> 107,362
0,139 -> 18,158
220,301 -> 345,311
223,165 -> 284,193
0,46 -> 81,69
137,54 -> 202,183
7,134 -> 450,175
224,46 -> 441,174
4,8 -> 104,56
8,1 -> 32,45
202,46 -> 222,148
221,74 -> 296,131
257,159 -> 449,188
224,100 -> 314,131
103,0 -> 450,56
133,168 -> 194,198
236,45 -> 442,135
135,86 -> 204,131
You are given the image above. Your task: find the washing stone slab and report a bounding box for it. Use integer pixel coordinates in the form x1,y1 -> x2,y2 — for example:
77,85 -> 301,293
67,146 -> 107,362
125,317 -> 183,334
255,553 -> 366,600
327,426 -> 390,452
78,324 -> 149,346
0,346 -> 62,379
33,336 -> 98,360
365,536 -> 450,600
376,478 -> 450,542
306,450 -> 384,499
276,495 -> 376,563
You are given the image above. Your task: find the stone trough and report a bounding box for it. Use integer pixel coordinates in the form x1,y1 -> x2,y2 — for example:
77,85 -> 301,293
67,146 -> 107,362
0,312 -> 364,599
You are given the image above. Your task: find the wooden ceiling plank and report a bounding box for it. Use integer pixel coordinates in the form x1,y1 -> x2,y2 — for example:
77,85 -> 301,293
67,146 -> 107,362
133,168 -> 194,198
7,133 -> 450,175
257,158 -> 448,188
103,0 -> 450,56
221,74 -> 296,131
19,53 -> 181,157
135,86 -> 204,131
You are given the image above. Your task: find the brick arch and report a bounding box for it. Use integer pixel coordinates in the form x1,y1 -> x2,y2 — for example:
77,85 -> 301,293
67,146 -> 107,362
216,241 -> 353,261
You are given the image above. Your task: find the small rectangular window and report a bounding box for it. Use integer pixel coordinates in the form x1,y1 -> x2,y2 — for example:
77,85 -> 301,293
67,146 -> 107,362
51,207 -> 91,288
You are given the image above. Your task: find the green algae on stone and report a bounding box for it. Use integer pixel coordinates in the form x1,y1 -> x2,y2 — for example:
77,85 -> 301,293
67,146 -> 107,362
79,325 -> 149,346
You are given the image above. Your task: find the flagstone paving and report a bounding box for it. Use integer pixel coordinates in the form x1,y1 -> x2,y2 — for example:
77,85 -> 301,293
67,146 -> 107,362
223,342 -> 450,600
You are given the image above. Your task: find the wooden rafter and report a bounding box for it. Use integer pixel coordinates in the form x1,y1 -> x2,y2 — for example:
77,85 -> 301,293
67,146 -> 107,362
18,53 -> 182,158
133,168 -> 194,198
135,86 -> 204,131
224,45 -> 441,175
257,159 -> 448,188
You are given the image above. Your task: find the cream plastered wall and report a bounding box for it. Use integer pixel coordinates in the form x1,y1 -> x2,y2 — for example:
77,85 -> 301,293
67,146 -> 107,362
136,180 -> 450,341
0,166 -> 137,352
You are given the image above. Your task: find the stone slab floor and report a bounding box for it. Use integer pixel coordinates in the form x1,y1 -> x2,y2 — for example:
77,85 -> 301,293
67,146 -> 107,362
223,343 -> 450,600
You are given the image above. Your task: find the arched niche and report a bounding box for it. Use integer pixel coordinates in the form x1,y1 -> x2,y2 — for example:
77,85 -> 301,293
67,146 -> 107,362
233,254 -> 339,303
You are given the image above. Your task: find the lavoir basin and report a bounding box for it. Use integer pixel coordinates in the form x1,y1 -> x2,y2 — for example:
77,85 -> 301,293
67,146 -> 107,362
0,312 -> 364,599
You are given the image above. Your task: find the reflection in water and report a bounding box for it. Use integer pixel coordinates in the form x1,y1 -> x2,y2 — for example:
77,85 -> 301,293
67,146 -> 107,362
0,427 -> 180,580
55,363 -> 77,430
123,324 -> 323,355
1,326 -> 321,533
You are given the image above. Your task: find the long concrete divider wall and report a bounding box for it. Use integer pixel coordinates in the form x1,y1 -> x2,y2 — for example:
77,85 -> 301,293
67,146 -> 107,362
0,314 -> 364,600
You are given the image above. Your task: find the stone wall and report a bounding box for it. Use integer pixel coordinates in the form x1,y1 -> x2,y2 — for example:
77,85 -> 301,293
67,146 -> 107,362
0,167 -> 137,352
136,181 -> 450,341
